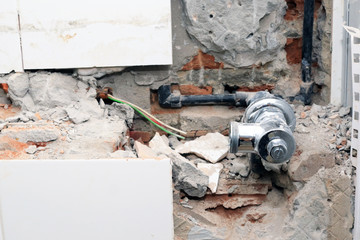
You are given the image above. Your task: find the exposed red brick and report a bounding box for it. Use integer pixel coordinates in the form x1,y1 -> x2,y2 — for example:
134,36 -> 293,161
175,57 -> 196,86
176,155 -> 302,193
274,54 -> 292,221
174,85 -> 213,95
27,142 -> 48,147
0,136 -> 28,159
221,129 -> 229,136
237,85 -> 275,92
246,212 -> 267,223
182,50 -> 224,71
0,83 -> 9,93
284,0 -> 304,21
285,38 -> 302,65
129,131 -> 153,143
0,105 -> 21,120
285,0 -> 323,21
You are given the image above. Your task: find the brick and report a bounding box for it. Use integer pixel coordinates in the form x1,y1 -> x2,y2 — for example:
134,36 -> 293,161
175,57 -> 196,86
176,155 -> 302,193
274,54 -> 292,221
236,85 -> 275,92
216,173 -> 272,195
181,50 -> 224,71
129,131 -> 152,143
285,38 -> 303,65
176,85 -> 213,95
0,83 -> 8,93
0,136 -> 28,159
202,194 -> 266,210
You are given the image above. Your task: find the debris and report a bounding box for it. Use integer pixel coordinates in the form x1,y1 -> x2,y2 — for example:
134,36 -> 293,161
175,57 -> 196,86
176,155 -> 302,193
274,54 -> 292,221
339,106 -> 351,117
134,141 -> 159,159
175,132 -> 229,163
2,123 -> 59,143
65,106 -> 90,124
25,145 -> 37,154
108,150 -> 137,158
197,163 -> 223,193
171,152 -> 209,198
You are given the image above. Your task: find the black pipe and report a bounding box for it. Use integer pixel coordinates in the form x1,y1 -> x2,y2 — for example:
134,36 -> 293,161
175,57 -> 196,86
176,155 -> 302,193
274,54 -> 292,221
299,0 -> 315,105
158,85 -> 250,108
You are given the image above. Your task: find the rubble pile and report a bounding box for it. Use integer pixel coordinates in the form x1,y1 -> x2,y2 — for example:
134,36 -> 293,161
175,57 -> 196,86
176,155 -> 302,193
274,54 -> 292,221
0,72 -> 355,239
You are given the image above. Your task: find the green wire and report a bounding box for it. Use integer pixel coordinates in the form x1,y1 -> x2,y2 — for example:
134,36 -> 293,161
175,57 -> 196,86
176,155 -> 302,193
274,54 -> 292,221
108,96 -> 185,140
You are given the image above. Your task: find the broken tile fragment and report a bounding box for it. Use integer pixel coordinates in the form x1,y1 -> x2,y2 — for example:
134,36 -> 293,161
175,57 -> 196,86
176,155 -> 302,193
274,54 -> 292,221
175,132 -> 229,163
197,163 -> 223,193
134,141 -> 159,159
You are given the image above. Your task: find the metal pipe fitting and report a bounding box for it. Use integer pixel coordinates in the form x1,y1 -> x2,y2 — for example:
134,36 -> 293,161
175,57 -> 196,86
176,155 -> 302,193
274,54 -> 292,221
230,92 -> 296,164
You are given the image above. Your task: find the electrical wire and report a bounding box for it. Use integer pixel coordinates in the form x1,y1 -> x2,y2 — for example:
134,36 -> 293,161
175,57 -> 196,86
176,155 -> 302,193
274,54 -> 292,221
107,95 -> 185,139
108,94 -> 187,135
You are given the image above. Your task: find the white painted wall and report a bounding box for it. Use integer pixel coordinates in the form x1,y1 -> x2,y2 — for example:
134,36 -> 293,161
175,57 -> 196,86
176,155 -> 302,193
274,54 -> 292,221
0,0 -> 23,73
0,0 -> 172,73
331,0 -> 347,106
0,159 -> 173,240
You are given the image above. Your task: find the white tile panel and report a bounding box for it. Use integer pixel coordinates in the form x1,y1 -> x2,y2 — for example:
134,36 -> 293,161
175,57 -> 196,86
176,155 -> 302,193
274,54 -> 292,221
0,159 -> 173,240
0,0 -> 23,73
19,0 -> 172,69
344,25 -> 360,240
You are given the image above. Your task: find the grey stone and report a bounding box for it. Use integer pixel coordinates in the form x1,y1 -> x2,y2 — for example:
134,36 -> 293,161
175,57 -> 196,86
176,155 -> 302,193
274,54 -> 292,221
25,145 -> 37,154
229,159 -> 250,178
168,135 -> 182,149
175,132 -> 229,163
66,106 -> 90,124
339,106 -> 351,117
188,226 -> 222,240
106,103 -> 134,127
181,0 -> 287,67
172,153 -> 209,197
2,123 -> 59,143
28,72 -> 79,109
7,73 -> 30,98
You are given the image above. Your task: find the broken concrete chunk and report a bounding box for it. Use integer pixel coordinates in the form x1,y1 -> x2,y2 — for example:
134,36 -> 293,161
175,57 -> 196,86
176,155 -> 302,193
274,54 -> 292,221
2,123 -> 59,143
197,163 -> 223,193
171,153 -> 209,198
107,103 -> 134,127
7,73 -> 30,98
175,132 -> 229,163
339,106 -> 351,117
65,106 -> 90,124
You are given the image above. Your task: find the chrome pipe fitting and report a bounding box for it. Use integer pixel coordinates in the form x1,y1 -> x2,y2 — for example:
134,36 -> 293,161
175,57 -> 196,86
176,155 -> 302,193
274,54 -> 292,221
230,92 -> 296,164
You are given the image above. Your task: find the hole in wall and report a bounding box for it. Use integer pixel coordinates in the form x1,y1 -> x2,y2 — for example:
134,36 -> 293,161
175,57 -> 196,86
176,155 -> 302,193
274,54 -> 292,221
209,14 -> 214,18
354,37 -> 360,45
246,33 -> 254,39
354,53 -> 360,63
355,74 -> 360,83
354,129 -> 358,139
237,0 -> 242,6
209,30 -> 213,34
352,148 -> 358,158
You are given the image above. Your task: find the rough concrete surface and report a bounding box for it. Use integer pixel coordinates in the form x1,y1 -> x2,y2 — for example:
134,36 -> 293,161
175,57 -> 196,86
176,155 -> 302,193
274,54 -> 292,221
181,0 -> 287,67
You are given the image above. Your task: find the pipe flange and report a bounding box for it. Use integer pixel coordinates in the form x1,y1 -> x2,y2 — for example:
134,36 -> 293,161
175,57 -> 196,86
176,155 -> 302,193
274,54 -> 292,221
243,98 -> 296,131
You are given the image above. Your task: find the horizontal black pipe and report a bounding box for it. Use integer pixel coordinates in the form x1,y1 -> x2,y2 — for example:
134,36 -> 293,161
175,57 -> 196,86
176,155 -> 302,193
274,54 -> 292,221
158,85 -> 250,108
